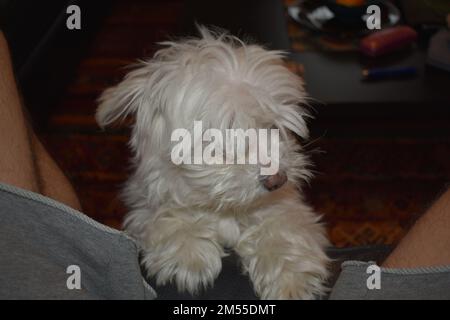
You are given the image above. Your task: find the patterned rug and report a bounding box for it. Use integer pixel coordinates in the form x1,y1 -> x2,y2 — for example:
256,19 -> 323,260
40,0 -> 450,247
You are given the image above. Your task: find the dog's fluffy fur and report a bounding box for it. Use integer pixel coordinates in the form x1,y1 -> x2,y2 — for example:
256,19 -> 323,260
96,27 -> 330,299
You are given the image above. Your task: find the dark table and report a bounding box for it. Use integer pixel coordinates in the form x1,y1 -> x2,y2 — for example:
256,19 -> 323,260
290,49 -> 450,111
184,0 -> 450,123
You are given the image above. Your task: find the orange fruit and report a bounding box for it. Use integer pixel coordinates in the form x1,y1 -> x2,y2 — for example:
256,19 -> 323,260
335,0 -> 366,7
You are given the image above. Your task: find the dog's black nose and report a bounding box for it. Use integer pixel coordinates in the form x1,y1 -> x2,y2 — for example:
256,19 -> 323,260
261,172 -> 287,191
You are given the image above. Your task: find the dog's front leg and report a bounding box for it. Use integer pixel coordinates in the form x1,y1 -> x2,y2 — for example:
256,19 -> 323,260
236,200 -> 330,300
139,208 -> 225,295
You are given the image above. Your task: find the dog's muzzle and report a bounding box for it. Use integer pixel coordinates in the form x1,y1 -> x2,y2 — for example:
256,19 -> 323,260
261,171 -> 287,191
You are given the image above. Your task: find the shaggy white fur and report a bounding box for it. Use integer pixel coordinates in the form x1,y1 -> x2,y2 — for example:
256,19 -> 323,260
96,26 -> 330,299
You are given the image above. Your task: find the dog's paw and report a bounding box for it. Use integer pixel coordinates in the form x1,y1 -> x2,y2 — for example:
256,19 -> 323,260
258,269 -> 328,300
247,252 -> 329,300
141,238 -> 224,295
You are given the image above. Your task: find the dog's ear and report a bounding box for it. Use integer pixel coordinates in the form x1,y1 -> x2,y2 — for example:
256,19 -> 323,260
96,62 -> 170,153
96,65 -> 150,128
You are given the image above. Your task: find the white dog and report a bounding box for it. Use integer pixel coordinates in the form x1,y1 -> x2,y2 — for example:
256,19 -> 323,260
96,27 -> 329,299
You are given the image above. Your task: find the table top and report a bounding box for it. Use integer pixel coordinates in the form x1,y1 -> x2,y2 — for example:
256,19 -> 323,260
290,48 -> 450,107
184,0 -> 449,116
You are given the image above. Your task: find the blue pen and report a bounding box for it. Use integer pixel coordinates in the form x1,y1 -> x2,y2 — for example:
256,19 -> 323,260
362,66 -> 417,80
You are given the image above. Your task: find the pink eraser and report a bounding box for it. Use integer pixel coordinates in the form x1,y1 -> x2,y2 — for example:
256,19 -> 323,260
360,26 -> 418,57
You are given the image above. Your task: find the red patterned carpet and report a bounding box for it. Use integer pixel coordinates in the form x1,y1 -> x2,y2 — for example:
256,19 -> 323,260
39,0 -> 449,247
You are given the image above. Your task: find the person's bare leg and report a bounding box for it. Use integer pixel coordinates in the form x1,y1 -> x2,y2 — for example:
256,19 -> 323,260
0,31 -> 39,192
0,31 -> 81,210
31,135 -> 82,211
383,187 -> 450,268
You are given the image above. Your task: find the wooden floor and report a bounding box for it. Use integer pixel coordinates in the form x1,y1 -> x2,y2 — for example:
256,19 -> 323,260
39,0 -> 450,247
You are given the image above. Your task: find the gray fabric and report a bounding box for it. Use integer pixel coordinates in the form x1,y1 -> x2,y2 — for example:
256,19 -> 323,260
330,261 -> 450,300
0,182 -> 156,300
2,181 -> 450,300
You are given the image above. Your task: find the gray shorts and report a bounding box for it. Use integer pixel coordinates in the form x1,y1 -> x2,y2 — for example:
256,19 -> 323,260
329,261 -> 450,300
0,182 -> 155,299
1,182 -> 450,300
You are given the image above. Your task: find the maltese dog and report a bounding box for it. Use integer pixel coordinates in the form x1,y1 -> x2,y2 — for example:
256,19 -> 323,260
96,26 -> 329,299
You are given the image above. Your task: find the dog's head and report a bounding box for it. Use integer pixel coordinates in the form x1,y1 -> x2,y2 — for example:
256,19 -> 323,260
97,26 -> 312,212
